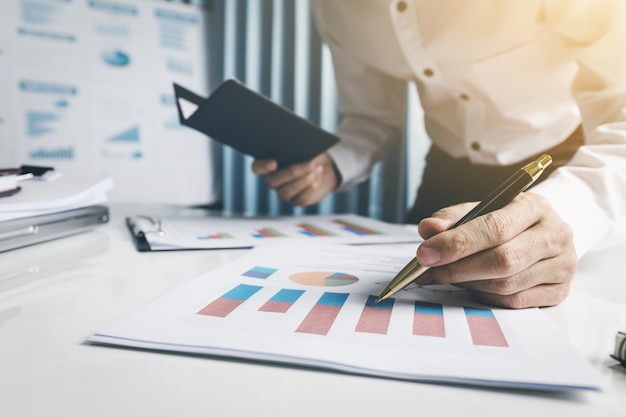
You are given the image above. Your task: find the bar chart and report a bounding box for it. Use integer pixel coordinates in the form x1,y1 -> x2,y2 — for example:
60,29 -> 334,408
297,223 -> 335,237
196,232 -> 233,240
196,283 -> 510,347
252,228 -> 286,238
332,219 -> 382,236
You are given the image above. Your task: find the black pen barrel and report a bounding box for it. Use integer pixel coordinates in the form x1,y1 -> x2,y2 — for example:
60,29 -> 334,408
452,170 -> 532,228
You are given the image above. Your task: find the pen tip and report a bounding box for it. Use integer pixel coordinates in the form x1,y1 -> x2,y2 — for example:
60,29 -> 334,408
373,297 -> 381,304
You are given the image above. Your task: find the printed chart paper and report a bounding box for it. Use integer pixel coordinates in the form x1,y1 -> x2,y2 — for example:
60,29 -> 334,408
88,244 -> 602,391
129,213 -> 422,250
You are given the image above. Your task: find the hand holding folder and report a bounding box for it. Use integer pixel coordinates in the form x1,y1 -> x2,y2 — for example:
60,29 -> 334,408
173,79 -> 339,168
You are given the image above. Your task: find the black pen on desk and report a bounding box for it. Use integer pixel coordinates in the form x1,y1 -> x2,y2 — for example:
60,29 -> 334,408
375,153 -> 553,303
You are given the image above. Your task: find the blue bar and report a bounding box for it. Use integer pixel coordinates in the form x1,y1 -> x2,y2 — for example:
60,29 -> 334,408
89,0 -> 138,16
464,307 -> 495,318
341,226 -> 367,236
17,28 -> 76,42
414,301 -> 444,316
270,289 -> 305,303
155,8 -> 198,24
365,295 -> 394,310
242,266 -> 277,279
223,284 -> 262,301
19,80 -> 77,95
317,292 -> 349,307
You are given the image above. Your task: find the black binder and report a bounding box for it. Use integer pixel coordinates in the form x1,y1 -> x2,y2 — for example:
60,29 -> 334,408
173,79 -> 340,168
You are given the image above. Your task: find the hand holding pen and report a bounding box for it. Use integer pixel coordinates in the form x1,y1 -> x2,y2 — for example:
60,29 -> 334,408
377,154 -> 578,309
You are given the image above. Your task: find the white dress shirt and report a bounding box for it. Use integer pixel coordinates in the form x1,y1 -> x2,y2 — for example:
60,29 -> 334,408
312,0 -> 626,258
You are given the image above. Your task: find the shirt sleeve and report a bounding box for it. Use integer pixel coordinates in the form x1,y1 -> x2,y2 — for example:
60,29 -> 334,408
531,0 -> 626,257
312,2 -> 408,190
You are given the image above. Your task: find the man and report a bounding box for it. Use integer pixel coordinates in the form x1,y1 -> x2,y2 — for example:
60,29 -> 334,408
252,0 -> 626,308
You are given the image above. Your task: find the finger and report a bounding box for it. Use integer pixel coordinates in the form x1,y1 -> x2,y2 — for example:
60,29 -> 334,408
467,282 -> 571,309
420,223 -> 570,285
252,159 -> 278,175
417,203 -> 478,239
416,193 -> 544,267
276,165 -> 324,204
452,254 -> 577,295
265,161 -> 316,189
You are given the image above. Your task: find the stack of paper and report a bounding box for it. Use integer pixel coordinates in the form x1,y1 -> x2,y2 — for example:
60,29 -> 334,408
0,175 -> 113,222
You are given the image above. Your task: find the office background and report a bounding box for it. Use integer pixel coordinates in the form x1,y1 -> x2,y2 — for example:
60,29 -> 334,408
196,0 -> 430,223
0,0 -> 429,223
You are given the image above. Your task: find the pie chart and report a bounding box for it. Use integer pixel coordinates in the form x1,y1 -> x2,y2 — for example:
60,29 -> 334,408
289,271 -> 359,287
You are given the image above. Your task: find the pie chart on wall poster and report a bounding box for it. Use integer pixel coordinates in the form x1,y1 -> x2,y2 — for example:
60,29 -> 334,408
289,271 -> 359,287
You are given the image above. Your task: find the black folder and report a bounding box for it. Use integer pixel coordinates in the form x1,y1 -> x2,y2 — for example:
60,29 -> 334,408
173,79 -> 340,168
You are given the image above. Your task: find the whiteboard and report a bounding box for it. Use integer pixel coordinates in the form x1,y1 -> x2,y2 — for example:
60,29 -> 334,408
0,0 -> 217,205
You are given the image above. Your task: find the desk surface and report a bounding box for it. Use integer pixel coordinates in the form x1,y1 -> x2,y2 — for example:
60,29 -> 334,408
1,205 -> 625,417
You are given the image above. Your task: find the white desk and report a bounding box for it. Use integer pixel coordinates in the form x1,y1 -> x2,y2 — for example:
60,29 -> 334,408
1,205 -> 625,417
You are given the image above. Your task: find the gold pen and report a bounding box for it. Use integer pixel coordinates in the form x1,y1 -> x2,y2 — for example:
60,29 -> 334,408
375,154 -> 553,303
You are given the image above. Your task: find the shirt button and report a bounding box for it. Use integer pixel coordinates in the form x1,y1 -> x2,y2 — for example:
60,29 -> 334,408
460,93 -> 470,101
396,1 -> 408,12
423,68 -> 434,77
470,141 -> 481,151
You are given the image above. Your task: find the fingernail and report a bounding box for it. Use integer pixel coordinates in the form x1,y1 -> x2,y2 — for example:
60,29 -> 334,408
415,271 -> 433,286
418,246 -> 440,266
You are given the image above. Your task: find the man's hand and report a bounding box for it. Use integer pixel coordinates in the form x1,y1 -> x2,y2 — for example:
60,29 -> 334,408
414,192 -> 577,309
251,152 -> 338,206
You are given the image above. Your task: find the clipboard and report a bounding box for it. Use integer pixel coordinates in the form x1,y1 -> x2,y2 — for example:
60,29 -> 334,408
612,331 -> 626,367
0,205 -> 109,253
173,79 -> 340,168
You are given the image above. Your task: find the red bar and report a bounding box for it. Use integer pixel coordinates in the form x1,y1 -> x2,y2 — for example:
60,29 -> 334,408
197,298 -> 243,318
413,313 -> 446,337
259,301 -> 292,313
355,296 -> 393,335
255,229 -> 275,237
466,316 -> 509,347
296,304 -> 342,335
413,301 -> 446,337
298,224 -> 327,236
